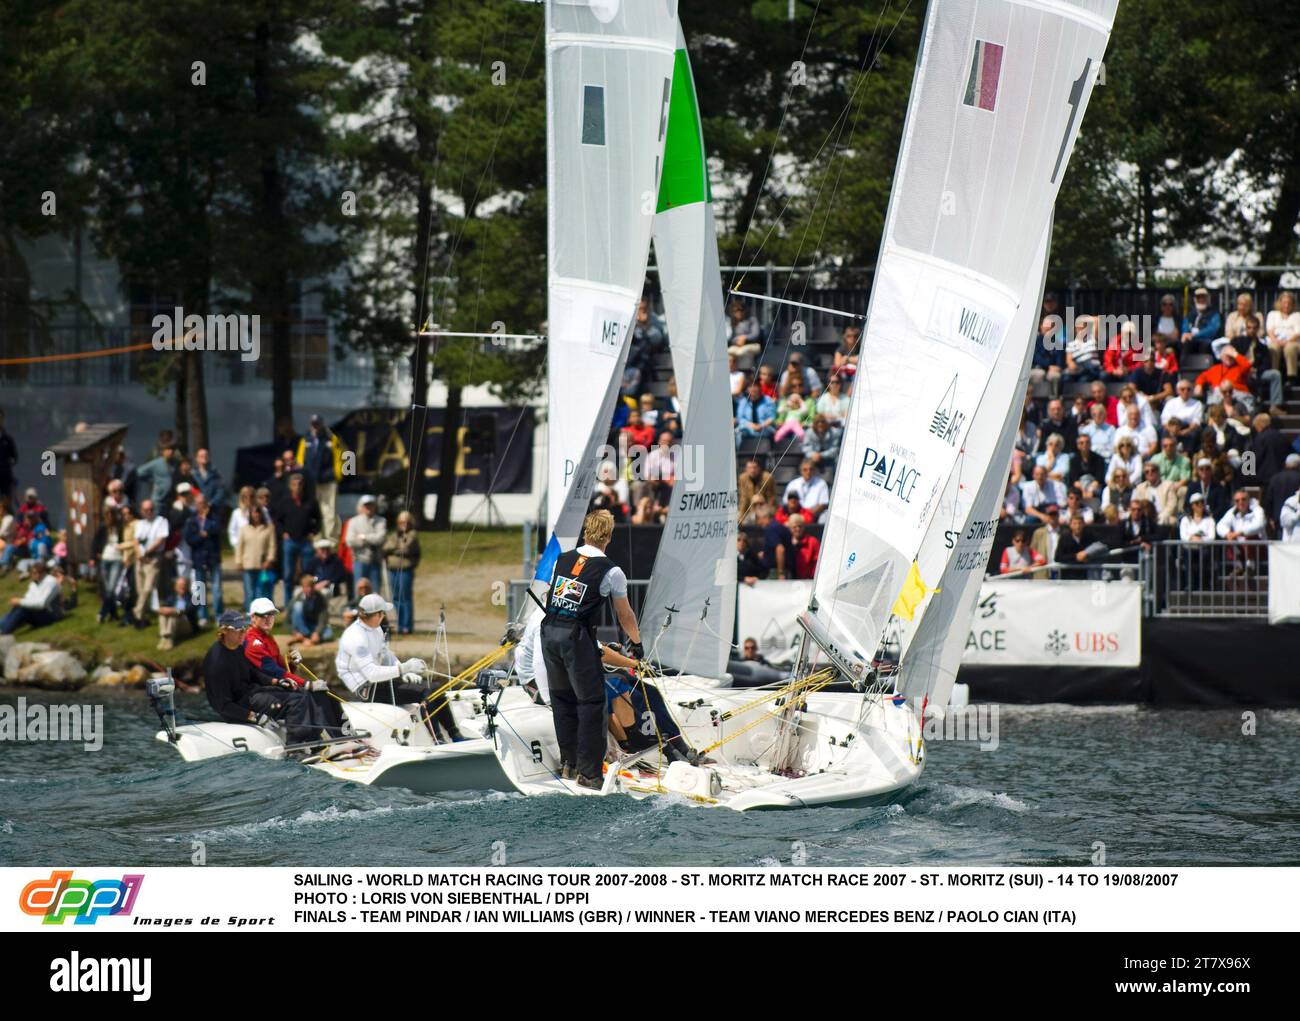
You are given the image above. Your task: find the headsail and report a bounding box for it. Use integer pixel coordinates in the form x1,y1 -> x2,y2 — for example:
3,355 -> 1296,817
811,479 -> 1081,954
896,221 -> 1052,708
540,0 -> 679,577
639,24 -> 737,678
802,0 -> 1117,679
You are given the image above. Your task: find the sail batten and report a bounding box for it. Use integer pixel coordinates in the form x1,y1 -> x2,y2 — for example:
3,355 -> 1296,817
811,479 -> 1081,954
803,0 -> 1117,682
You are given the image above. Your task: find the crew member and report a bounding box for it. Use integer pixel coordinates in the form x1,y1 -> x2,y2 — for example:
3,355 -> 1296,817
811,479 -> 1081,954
203,610 -> 337,744
540,509 -> 643,789
335,592 -> 464,742
243,596 -> 346,734
601,643 -> 706,765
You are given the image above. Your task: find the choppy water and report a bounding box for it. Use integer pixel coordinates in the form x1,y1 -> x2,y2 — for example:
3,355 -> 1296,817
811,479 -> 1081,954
1,691 -> 1296,867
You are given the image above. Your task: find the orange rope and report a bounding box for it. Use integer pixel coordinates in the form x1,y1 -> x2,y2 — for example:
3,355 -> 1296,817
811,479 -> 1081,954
0,341 -> 155,366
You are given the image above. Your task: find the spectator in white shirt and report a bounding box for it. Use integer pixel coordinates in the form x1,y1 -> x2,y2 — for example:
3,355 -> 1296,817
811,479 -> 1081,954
1107,435 -> 1143,487
0,560 -> 63,634
784,460 -> 830,523
728,354 -> 746,401
1019,464 -> 1066,524
1280,489 -> 1300,542
132,498 -> 169,626
1160,379 -> 1204,431
1265,290 -> 1300,377
1114,405 -> 1158,459
1080,403 -> 1116,460
1216,491 -> 1266,540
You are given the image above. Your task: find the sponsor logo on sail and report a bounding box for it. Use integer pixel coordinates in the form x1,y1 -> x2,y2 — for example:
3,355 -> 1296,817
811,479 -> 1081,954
930,374 -> 966,446
589,305 -> 627,356
858,442 -> 921,504
925,288 -> 1008,367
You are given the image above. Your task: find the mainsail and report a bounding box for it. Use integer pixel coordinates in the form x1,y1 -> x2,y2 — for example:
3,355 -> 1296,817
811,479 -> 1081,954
801,0 -> 1117,679
895,221 -> 1052,708
538,0 -> 679,579
639,24 -> 737,678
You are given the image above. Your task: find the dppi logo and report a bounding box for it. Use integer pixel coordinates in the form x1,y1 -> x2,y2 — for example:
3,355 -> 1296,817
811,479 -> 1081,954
858,445 -> 920,503
19,870 -> 144,925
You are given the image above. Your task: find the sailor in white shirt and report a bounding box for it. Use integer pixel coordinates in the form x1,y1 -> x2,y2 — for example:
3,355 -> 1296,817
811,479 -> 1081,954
1160,380 -> 1204,430
335,592 -> 463,740
514,611 -> 550,704
783,460 -> 831,522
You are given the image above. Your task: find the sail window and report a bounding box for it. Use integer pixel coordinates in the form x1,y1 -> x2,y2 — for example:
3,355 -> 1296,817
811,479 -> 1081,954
581,85 -> 606,145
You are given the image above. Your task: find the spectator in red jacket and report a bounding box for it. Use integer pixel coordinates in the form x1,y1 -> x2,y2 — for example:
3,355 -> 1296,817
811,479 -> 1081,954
788,514 -> 820,580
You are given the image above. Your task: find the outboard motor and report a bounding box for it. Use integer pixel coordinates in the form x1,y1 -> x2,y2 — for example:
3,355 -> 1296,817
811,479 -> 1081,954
147,673 -> 178,742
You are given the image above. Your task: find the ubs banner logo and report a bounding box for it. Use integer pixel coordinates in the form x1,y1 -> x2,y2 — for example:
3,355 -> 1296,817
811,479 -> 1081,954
19,870 -> 144,925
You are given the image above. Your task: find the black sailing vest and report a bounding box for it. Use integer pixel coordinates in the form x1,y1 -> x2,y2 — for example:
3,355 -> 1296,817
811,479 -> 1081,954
544,548 -> 616,626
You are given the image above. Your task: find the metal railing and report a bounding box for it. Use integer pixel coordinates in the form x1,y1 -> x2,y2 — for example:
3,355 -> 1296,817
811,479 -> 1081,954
1144,539 -> 1273,618
511,540 -> 1282,628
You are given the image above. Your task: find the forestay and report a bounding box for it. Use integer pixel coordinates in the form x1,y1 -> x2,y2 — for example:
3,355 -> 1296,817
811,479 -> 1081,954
640,25 -> 737,678
539,0 -> 679,578
803,0 -> 1117,679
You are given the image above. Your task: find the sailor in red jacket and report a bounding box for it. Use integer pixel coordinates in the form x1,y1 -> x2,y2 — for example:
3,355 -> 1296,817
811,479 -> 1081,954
244,596 -> 346,733
244,597 -> 307,686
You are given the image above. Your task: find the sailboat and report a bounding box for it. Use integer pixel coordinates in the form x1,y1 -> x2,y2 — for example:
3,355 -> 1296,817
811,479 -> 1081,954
146,0 -> 682,795
493,0 -> 1118,809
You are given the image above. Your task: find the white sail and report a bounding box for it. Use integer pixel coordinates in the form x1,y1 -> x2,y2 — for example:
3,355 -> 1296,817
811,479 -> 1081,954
896,221 -> 1051,708
640,25 -> 737,678
538,0 -> 679,578
802,0 -> 1116,678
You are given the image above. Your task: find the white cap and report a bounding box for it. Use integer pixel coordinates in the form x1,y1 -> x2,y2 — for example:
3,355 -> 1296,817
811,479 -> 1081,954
358,593 -> 389,614
175,482 -> 193,494
249,597 -> 279,615
359,494 -> 377,505
313,537 -> 333,549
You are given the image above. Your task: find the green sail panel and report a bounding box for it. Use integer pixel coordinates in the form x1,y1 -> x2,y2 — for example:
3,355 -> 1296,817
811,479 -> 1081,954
655,49 -> 709,212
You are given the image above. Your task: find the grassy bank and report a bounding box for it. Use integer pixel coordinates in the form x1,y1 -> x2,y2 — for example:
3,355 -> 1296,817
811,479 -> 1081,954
0,526 -> 523,674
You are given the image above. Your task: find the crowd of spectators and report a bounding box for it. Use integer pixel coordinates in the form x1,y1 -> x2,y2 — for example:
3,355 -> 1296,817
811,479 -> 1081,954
1009,286 -> 1300,583
0,412 -> 423,647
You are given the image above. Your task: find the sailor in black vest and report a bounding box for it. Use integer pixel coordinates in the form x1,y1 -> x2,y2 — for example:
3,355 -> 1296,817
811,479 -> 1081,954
541,509 -> 643,789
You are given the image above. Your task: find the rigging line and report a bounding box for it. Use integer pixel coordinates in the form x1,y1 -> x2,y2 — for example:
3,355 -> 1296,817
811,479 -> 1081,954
412,1 -> 462,370
425,14 -> 544,333
731,0 -> 900,285
730,289 -> 865,321
791,0 -> 914,315
791,1 -> 916,649
447,396 -> 531,576
730,0 -> 901,372
725,0 -> 825,293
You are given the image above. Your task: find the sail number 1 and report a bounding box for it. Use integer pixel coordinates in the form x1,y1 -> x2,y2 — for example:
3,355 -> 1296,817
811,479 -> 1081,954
1050,58 -> 1093,184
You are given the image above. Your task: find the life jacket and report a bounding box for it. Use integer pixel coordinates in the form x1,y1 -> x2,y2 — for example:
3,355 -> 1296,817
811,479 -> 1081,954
544,548 -> 615,626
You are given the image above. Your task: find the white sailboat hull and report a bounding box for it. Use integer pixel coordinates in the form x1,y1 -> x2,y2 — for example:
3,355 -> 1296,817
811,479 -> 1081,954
491,687 -> 924,811
154,690 -> 534,794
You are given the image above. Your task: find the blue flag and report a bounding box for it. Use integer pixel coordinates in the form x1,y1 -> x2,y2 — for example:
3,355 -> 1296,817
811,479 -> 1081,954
533,533 -> 561,583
